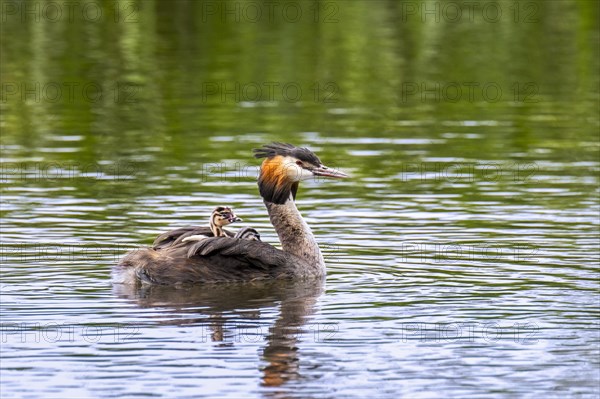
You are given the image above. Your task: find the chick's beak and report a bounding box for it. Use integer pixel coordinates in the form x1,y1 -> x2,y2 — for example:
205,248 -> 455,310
230,215 -> 242,223
311,164 -> 349,179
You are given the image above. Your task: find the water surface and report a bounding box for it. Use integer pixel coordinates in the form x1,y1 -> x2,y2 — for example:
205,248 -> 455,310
1,1 -> 599,398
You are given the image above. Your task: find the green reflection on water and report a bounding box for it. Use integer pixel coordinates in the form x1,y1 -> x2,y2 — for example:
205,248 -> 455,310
1,0 -> 598,206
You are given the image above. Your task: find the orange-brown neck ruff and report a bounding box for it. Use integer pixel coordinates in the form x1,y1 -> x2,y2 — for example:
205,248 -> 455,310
258,156 -> 299,204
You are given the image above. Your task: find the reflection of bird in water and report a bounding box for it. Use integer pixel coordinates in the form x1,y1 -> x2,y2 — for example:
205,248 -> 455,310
112,278 -> 325,388
116,143 -> 347,284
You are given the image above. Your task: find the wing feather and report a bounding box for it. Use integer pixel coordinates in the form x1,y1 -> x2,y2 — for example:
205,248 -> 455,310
187,237 -> 291,271
153,226 -> 234,249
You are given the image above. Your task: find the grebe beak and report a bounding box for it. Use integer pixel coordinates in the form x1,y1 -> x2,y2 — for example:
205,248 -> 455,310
230,216 -> 242,223
312,164 -> 349,179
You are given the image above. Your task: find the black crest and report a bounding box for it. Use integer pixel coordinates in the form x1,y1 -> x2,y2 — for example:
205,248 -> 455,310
253,142 -> 321,165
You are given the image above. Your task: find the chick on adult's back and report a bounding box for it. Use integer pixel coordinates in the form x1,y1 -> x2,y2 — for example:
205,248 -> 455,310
115,143 -> 347,284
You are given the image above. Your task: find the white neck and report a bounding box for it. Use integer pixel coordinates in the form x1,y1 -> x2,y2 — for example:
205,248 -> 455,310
264,196 -> 325,271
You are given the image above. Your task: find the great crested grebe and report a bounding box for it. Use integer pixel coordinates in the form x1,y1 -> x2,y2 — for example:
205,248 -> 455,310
116,142 -> 347,284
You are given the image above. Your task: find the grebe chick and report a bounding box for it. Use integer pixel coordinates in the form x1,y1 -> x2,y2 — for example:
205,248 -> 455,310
234,227 -> 261,241
180,206 -> 241,243
154,207 -> 240,248
209,206 -> 242,237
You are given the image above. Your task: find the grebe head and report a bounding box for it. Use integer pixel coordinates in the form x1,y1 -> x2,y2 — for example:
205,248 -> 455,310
253,142 -> 348,204
234,226 -> 261,241
210,206 -> 242,237
212,206 -> 242,226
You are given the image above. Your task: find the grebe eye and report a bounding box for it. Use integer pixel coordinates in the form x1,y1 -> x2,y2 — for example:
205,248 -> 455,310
296,160 -> 303,166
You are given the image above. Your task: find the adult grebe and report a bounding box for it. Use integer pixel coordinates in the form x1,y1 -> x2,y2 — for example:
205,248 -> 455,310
116,142 -> 347,284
